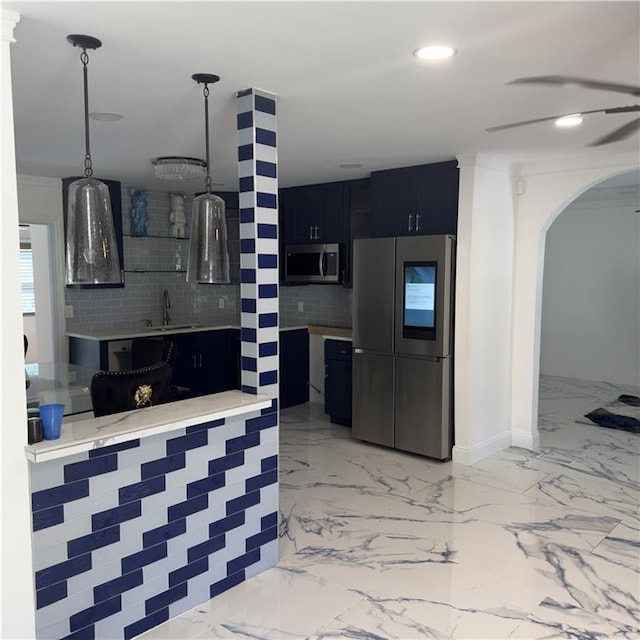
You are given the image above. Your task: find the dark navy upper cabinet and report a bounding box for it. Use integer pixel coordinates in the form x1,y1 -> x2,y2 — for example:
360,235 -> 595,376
281,186 -> 321,243
371,167 -> 416,237
280,181 -> 347,245
370,161 -> 459,237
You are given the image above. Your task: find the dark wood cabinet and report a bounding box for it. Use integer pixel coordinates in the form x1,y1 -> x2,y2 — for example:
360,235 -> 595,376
370,161 -> 459,238
62,177 -> 125,288
324,339 -> 352,426
279,328 -> 309,409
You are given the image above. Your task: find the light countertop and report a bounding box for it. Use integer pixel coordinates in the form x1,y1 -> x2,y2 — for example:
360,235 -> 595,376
68,324 -> 321,341
67,324 -> 238,341
25,390 -> 272,464
308,325 -> 352,339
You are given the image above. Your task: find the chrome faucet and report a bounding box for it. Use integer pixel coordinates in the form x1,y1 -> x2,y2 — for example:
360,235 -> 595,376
162,289 -> 171,326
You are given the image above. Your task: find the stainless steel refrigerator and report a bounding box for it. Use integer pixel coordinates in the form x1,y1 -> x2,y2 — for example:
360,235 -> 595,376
352,235 -> 455,460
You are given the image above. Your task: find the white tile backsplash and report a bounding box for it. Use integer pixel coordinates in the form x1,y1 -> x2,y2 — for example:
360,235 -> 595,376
65,185 -> 352,333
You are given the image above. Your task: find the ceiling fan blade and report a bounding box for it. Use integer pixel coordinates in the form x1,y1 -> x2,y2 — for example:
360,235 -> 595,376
588,117 -> 640,146
508,76 -> 640,97
486,108 -> 607,133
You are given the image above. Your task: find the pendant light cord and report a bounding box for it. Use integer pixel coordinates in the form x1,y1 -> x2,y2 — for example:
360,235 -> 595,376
203,83 -> 212,193
80,48 -> 93,178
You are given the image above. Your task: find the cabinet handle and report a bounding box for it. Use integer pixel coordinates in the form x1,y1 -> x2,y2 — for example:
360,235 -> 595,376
192,354 -> 197,368
316,225 -> 320,239
198,354 -> 203,368
415,213 -> 421,231
408,214 -> 414,232
309,226 -> 314,240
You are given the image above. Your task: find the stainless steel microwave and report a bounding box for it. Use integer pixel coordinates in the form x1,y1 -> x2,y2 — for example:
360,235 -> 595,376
284,243 -> 343,284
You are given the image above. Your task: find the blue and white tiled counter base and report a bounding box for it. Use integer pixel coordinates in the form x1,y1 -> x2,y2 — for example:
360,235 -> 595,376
28,393 -> 278,639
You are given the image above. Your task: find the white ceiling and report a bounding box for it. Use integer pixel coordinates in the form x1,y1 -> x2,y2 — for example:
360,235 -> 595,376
5,1 -> 640,192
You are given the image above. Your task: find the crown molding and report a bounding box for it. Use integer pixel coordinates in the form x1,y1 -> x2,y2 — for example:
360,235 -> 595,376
2,9 -> 20,43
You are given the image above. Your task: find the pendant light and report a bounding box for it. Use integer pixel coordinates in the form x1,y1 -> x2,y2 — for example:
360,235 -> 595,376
65,34 -> 122,285
186,73 -> 230,284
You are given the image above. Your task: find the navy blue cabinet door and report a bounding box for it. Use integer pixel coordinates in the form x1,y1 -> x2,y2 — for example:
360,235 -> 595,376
280,329 -> 309,409
414,162 -> 459,235
371,161 -> 459,237
281,182 -> 347,245
283,186 -> 321,243
324,339 -> 352,426
371,167 -> 417,237
318,181 -> 347,243
171,331 -> 232,395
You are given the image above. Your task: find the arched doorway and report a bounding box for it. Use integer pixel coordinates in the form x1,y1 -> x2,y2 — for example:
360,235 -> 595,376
537,169 -> 639,456
510,159 -> 639,453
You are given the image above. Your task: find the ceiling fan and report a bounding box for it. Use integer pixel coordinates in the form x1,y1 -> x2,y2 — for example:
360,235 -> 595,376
486,75 -> 640,146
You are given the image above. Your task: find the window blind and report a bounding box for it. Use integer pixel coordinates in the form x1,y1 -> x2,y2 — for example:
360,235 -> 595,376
20,248 -> 35,314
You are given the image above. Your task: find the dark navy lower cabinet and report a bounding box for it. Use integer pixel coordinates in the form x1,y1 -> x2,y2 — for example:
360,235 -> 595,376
172,329 -> 239,396
70,329 -> 240,401
324,339 -> 352,426
279,329 -> 309,409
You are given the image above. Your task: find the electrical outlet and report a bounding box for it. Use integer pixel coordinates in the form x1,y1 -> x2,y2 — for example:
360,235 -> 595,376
64,305 -> 74,318
297,301 -> 304,312
218,298 -> 225,309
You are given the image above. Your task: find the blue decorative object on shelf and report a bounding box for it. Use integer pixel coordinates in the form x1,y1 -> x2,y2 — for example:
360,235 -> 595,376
129,188 -> 148,237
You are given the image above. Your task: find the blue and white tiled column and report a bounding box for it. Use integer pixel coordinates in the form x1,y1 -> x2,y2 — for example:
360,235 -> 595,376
237,89 -> 279,410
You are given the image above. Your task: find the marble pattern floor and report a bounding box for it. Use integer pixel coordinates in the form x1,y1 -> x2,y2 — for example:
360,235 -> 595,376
138,376 -> 639,639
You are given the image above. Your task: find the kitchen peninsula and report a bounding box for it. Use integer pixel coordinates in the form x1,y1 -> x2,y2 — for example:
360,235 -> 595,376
26,388 -> 278,639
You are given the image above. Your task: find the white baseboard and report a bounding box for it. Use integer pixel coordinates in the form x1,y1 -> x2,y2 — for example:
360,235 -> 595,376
452,430 -> 511,466
510,428 -> 540,452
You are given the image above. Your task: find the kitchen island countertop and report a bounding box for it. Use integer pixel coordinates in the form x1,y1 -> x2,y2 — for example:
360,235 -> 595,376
67,324 -> 238,341
25,390 -> 271,463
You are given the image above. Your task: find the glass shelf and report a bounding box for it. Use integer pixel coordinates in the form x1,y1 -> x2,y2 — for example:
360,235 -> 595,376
124,233 -> 190,240
124,269 -> 187,274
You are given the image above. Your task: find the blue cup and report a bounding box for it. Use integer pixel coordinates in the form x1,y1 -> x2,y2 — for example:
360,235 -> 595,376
39,404 -> 65,440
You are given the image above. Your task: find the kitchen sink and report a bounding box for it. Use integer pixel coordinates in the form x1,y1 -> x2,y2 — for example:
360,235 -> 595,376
149,324 -> 204,331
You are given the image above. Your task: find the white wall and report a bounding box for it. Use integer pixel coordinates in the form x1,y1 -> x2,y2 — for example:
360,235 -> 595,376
540,186 -> 640,386
1,9 -> 37,638
453,154 -> 515,465
17,176 -> 66,362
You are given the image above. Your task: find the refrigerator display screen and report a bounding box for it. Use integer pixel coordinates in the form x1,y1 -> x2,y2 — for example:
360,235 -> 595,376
403,262 -> 436,339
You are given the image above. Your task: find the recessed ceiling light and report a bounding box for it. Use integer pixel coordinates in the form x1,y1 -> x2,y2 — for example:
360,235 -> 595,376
339,162 -> 362,169
554,114 -> 583,128
89,111 -> 124,121
413,44 -> 457,61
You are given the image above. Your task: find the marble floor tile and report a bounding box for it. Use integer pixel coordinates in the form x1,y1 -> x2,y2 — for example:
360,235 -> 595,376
309,591 -> 526,640
160,567 -> 363,640
591,521 -> 640,572
141,376 -> 639,639
508,597 -> 640,640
